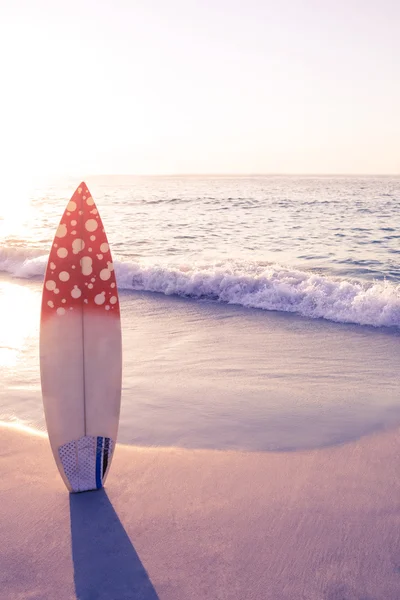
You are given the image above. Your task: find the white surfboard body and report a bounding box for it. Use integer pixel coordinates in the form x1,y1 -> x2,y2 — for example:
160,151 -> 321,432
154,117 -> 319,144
40,182 -> 122,493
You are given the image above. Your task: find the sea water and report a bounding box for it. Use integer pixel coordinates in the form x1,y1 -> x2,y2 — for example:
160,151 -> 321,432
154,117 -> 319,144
0,175 -> 399,450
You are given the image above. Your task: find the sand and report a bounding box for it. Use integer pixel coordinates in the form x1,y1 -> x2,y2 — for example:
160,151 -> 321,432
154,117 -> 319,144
1,424 -> 400,600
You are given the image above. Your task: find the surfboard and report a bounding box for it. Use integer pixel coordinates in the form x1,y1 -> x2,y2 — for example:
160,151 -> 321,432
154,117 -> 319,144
40,182 -> 122,493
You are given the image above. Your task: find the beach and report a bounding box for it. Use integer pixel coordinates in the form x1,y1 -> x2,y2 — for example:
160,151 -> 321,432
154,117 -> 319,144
1,0 -> 399,591
1,284 -> 400,599
0,175 -> 399,598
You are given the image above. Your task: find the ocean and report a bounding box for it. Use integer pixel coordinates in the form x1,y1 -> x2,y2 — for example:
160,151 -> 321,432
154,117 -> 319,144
0,175 -> 399,451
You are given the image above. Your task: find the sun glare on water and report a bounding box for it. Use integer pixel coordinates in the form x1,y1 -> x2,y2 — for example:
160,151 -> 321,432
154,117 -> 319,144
0,179 -> 35,239
0,419 -> 46,437
0,281 -> 40,368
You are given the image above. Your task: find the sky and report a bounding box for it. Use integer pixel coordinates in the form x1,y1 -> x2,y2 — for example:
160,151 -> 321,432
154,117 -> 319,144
0,0 -> 399,177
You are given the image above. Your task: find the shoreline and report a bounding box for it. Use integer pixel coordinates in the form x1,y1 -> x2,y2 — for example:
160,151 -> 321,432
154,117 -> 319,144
1,275 -> 399,453
2,425 -> 400,599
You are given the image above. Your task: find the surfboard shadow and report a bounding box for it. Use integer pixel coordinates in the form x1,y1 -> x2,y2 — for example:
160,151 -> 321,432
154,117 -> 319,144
70,489 -> 160,600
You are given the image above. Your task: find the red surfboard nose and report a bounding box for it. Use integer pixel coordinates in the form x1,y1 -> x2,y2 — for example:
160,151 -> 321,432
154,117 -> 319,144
41,182 -> 120,321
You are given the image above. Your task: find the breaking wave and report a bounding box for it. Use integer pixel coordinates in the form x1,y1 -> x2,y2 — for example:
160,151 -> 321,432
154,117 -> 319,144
1,247 -> 399,329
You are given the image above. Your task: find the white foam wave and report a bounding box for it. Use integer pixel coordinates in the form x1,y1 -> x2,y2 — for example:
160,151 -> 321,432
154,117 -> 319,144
116,260 -> 400,329
1,248 -> 399,328
0,248 -> 47,278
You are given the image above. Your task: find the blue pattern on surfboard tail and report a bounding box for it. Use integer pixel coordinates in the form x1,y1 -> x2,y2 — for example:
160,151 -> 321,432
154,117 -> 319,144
58,435 -> 114,493
96,436 -> 104,489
